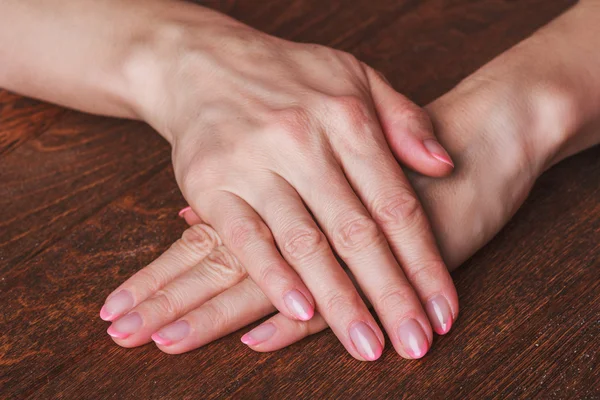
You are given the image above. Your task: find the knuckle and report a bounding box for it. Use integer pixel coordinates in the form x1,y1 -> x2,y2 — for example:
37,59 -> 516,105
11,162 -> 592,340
313,44 -> 345,59
281,225 -> 326,262
257,264 -> 288,290
404,259 -> 448,286
384,91 -> 430,125
403,106 -> 433,133
268,107 -> 314,148
180,225 -> 222,254
376,283 -> 415,313
130,268 -> 163,293
325,94 -> 381,157
227,216 -> 270,249
333,215 -> 383,255
372,191 -> 423,226
148,289 -> 184,318
330,95 -> 371,126
373,67 -> 391,86
323,289 -> 364,316
204,298 -> 233,329
329,49 -> 361,70
202,247 -> 247,284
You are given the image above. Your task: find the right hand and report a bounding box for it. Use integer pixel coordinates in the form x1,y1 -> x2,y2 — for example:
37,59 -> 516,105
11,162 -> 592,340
107,17 -> 459,361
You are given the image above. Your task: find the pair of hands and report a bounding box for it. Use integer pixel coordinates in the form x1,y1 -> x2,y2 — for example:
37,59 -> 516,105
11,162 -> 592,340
100,22 -> 459,361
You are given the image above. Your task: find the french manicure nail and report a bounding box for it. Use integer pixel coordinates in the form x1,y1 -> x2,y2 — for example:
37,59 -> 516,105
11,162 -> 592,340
426,294 -> 453,335
100,290 -> 134,321
241,323 -> 277,346
397,319 -> 429,359
151,320 -> 190,346
283,290 -> 314,321
178,206 -> 192,218
423,139 -> 454,167
349,321 -> 382,361
107,312 -> 142,339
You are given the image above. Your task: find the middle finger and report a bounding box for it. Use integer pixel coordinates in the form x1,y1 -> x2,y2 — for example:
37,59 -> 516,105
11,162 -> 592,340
279,101 -> 434,358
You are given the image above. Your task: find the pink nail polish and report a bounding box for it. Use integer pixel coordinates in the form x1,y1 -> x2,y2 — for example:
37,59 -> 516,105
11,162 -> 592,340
178,206 -> 192,218
349,322 -> 382,361
241,323 -> 277,346
423,139 -> 454,167
397,319 -> 429,359
283,290 -> 314,321
100,290 -> 134,321
425,295 -> 453,335
151,320 -> 190,346
107,312 -> 142,339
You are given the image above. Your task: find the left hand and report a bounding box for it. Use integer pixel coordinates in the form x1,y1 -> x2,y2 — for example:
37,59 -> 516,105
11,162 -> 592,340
102,221 -> 316,353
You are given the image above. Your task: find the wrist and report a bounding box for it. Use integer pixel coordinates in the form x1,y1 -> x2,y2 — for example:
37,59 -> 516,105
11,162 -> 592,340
121,2 -> 250,144
418,3 -> 600,268
419,47 -> 582,266
457,52 -> 583,181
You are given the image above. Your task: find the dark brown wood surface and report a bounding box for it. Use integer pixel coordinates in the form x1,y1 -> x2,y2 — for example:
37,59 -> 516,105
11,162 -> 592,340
1,0 -> 598,399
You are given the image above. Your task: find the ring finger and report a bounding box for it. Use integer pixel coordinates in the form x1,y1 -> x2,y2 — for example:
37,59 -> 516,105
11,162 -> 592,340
196,191 -> 316,323
241,174 -> 385,361
283,141 -> 433,358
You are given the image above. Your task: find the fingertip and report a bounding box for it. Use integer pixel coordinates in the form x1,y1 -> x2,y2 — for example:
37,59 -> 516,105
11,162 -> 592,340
178,206 -> 192,218
384,123 -> 455,177
408,139 -> 455,177
107,325 -> 129,339
151,332 -> 173,346
423,139 -> 454,168
99,305 -> 113,321
240,333 -> 253,346
349,321 -> 384,361
240,322 -> 277,348
426,293 -> 458,335
178,205 -> 203,225
413,161 -> 454,178
99,290 -> 134,322
283,289 -> 314,321
396,318 -> 431,360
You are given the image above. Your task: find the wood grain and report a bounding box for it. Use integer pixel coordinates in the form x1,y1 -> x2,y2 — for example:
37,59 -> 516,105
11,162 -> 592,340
0,91 -> 64,155
1,0 -> 597,399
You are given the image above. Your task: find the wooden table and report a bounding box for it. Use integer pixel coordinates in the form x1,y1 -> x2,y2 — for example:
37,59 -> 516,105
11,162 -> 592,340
1,0 -> 598,398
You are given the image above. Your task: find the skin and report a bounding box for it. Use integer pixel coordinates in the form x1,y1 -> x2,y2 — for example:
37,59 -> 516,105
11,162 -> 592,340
1,0 -> 460,360
1,0 -> 599,359
101,0 -> 600,355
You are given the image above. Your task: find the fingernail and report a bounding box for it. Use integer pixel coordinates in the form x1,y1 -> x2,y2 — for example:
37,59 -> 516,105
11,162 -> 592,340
376,70 -> 392,86
241,323 -> 277,346
151,320 -> 190,346
423,139 -> 454,167
426,295 -> 453,335
178,206 -> 192,218
100,290 -> 134,321
107,312 -> 142,339
397,319 -> 429,359
349,321 -> 382,361
283,290 -> 314,321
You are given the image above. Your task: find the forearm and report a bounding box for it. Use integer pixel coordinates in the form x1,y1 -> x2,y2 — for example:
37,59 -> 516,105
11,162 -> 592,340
0,0 -> 238,126
536,0 -> 600,165
469,0 -> 600,170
